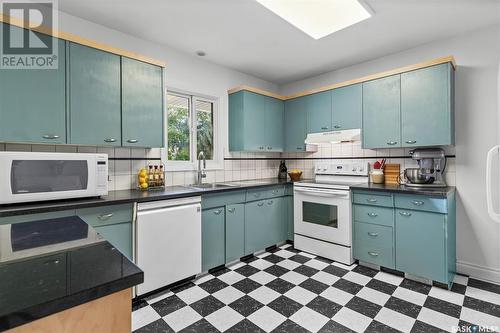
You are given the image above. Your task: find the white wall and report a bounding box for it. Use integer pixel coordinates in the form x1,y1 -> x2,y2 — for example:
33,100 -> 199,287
282,24 -> 500,282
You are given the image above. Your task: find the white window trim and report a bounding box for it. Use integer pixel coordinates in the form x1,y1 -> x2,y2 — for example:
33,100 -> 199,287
164,88 -> 223,172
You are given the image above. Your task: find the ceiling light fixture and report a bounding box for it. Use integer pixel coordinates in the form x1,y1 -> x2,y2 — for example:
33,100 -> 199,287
255,0 -> 373,39
196,50 -> 206,56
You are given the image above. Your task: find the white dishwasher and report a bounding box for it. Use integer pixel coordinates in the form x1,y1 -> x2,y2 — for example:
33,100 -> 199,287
136,196 -> 202,296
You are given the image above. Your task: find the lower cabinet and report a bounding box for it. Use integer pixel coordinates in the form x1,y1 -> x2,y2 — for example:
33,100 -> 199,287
286,195 -> 294,241
225,204 -> 245,263
244,200 -> 268,254
93,222 -> 133,260
202,207 -> 225,272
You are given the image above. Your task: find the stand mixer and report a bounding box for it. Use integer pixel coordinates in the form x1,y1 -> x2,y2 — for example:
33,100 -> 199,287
403,148 -> 447,188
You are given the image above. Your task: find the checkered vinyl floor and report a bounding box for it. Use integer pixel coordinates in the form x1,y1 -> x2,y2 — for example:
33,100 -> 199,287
132,244 -> 500,333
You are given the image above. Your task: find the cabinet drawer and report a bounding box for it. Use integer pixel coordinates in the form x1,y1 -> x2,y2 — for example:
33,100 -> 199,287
352,192 -> 393,207
0,209 -> 76,225
354,239 -> 394,269
354,222 -> 393,248
246,186 -> 285,201
202,190 -> 246,209
353,205 -> 394,227
76,204 -> 133,227
395,194 -> 447,213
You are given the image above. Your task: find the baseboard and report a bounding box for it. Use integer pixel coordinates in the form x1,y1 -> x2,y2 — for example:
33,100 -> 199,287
457,260 -> 500,283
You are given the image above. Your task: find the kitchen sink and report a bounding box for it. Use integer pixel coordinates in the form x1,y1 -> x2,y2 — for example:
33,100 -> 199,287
189,183 -> 239,190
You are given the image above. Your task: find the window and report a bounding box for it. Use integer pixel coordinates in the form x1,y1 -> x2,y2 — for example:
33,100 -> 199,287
166,91 -> 219,169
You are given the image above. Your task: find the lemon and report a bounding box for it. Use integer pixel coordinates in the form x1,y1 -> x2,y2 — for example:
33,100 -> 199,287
139,170 -> 147,177
140,182 -> 148,189
139,176 -> 147,184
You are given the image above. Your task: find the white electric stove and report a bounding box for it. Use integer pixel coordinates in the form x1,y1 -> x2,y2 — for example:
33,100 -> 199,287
293,161 -> 369,265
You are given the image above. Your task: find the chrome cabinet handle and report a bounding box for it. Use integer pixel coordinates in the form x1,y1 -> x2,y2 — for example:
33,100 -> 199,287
127,139 -> 139,143
42,134 -> 60,139
321,126 -> 329,130
296,147 -> 303,150
333,125 -> 341,129
368,251 -> 379,257
104,138 -> 116,143
257,202 -> 264,207
267,200 -> 273,205
399,211 -> 412,217
254,193 -> 261,198
387,141 -> 398,146
367,212 -> 378,217
366,198 -> 377,203
228,208 -> 235,213
213,209 -> 223,215
406,140 -> 417,144
272,190 -> 279,194
368,232 -> 379,237
97,213 -> 114,221
411,200 -> 424,206
44,259 -> 60,265
267,147 -> 272,150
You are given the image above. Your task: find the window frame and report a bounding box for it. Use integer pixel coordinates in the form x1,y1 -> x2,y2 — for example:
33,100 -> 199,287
164,89 -> 222,171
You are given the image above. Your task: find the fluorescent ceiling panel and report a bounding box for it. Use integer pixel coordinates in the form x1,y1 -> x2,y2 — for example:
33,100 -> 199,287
256,0 -> 372,39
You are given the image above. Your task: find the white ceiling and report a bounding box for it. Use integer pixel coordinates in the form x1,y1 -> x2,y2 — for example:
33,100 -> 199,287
59,0 -> 500,84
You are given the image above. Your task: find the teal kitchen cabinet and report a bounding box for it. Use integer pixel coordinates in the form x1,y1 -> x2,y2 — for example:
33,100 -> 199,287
401,63 -> 454,147
306,91 -> 332,133
94,222 -> 132,260
285,195 -> 294,241
225,204 -> 245,263
122,57 -> 164,148
244,200 -> 268,254
284,97 -> 307,152
266,197 -> 285,245
202,207 -> 225,271
332,83 -> 362,130
0,26 -> 66,144
362,75 -> 401,149
229,90 -> 284,152
69,42 -> 121,146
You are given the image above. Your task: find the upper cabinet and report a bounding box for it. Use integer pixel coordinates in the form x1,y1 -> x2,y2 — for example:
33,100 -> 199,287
332,83 -> 362,130
401,63 -> 454,147
306,91 -> 332,133
362,75 -> 401,149
229,90 -> 283,152
0,25 -> 66,144
284,97 -> 307,152
69,43 -> 122,146
122,57 -> 164,148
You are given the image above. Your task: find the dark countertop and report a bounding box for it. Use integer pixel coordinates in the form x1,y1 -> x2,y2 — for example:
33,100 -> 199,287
350,183 -> 455,197
0,178 -> 293,217
0,215 -> 143,331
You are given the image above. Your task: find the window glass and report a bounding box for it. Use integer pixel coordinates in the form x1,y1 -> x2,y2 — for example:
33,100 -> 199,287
195,99 -> 214,160
167,94 -> 190,161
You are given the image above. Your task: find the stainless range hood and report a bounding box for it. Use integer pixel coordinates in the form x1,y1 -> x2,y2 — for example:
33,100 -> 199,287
305,129 -> 361,145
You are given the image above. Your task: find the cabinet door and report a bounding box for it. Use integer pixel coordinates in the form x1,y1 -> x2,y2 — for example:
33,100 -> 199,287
332,84 -> 362,130
225,204 -> 245,263
284,97 -> 307,152
306,91 -> 332,133
286,196 -> 294,241
395,209 -> 446,282
202,207 -> 225,271
401,63 -> 453,147
69,43 -> 121,146
362,75 -> 401,148
265,96 -> 284,152
122,57 -> 164,148
94,222 -> 132,260
0,26 -> 66,144
243,91 -> 266,151
266,197 -> 285,245
244,200 -> 267,254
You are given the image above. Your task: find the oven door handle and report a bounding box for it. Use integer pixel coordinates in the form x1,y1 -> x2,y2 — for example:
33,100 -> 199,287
294,187 -> 349,198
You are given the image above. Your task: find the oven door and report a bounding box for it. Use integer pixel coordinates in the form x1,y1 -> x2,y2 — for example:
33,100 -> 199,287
294,186 -> 352,247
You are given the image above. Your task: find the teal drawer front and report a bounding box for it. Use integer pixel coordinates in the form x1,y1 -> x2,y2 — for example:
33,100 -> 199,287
76,204 -> 133,227
0,210 -> 76,225
354,222 -> 393,248
395,194 -> 447,213
354,239 -> 394,269
202,190 -> 246,209
352,192 -> 393,207
246,186 -> 285,202
353,205 -> 394,227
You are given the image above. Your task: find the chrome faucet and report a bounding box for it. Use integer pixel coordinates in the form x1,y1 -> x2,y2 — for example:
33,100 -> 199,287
197,151 -> 206,185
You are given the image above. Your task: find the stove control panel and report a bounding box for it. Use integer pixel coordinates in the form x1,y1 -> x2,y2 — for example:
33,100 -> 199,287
315,162 -> 369,176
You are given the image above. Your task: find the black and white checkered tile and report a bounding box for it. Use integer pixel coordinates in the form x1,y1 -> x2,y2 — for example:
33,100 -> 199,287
132,244 -> 500,332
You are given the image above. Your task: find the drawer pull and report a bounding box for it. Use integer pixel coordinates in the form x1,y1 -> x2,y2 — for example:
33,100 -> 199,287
386,141 -> 398,146
104,138 -> 117,143
411,200 -> 424,206
228,208 -> 235,213
267,200 -> 274,205
257,202 -> 264,207
368,251 -> 379,257
254,193 -> 261,198
97,213 -> 114,221
44,259 -> 60,265
321,126 -> 329,130
399,211 -> 412,217
213,209 -> 223,215
333,125 -> 341,129
367,212 -> 378,217
406,140 -> 417,144
42,134 -> 60,140
272,190 -> 279,194
367,232 -> 379,237
366,198 -> 377,203
127,139 -> 139,144
267,147 -> 272,150
296,147 -> 303,150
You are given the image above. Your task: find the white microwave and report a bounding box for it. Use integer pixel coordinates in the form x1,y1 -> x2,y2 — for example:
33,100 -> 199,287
0,152 -> 108,205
